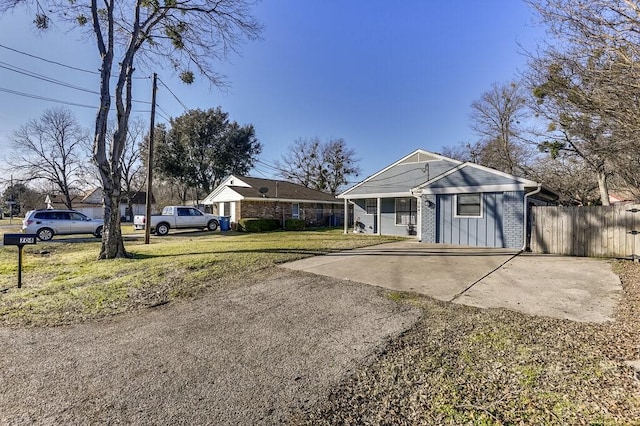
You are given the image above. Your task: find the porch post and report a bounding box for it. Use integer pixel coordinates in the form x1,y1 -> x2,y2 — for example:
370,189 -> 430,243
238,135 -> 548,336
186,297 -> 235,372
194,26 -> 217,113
343,198 -> 348,234
416,195 -> 421,241
377,197 -> 381,235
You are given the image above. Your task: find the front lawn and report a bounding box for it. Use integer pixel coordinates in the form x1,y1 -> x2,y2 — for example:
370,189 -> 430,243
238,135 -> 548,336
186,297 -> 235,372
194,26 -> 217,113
0,229 -> 402,326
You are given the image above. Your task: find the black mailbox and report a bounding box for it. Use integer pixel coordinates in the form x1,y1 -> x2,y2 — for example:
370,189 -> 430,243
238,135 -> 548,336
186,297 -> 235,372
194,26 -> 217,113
4,234 -> 37,246
3,234 -> 37,289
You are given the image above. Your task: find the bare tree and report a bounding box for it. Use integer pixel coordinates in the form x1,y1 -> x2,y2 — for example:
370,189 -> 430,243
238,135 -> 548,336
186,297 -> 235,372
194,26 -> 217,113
526,0 -> 640,204
8,107 -> 90,209
276,137 -> 360,195
469,81 -> 530,175
0,0 -> 262,258
440,141 -> 482,163
528,154 -> 600,205
120,116 -> 147,221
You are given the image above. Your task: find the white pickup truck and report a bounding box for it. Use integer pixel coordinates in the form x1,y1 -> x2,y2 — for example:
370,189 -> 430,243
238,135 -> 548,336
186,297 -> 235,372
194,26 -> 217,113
133,206 -> 221,236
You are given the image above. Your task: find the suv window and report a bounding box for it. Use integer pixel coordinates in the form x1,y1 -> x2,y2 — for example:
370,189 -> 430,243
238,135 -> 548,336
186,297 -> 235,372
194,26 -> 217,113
34,211 -> 72,220
54,211 -> 70,220
69,212 -> 87,221
34,211 -> 53,220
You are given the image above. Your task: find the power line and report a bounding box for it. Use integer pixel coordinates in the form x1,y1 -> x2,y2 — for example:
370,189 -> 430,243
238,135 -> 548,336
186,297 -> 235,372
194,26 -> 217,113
157,77 -> 190,112
0,43 -> 150,80
156,104 -> 172,121
255,158 -> 284,172
0,60 -> 153,105
0,86 -> 97,109
0,61 -> 99,95
0,43 -> 98,75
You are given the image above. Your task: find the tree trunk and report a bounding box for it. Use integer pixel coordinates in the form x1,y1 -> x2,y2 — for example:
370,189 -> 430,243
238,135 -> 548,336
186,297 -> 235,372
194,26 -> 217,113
99,180 -> 130,259
597,167 -> 610,206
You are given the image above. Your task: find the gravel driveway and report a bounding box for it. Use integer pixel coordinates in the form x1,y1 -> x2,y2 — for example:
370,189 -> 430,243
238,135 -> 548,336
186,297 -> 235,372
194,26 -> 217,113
0,269 -> 420,425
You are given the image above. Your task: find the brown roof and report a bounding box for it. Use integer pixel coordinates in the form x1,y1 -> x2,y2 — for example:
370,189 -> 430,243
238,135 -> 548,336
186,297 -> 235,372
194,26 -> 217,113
232,176 -> 340,203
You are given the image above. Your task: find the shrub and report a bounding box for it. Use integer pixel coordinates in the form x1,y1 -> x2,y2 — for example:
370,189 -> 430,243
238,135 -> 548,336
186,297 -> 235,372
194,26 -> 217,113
285,218 -> 305,231
237,218 -> 281,232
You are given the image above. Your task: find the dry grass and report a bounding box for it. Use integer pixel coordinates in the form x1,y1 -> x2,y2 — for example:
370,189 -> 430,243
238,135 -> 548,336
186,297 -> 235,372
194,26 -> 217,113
293,260 -> 640,425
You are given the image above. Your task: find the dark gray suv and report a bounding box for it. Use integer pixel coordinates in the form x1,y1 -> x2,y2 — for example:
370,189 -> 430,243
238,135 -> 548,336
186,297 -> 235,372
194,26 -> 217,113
22,209 -> 104,241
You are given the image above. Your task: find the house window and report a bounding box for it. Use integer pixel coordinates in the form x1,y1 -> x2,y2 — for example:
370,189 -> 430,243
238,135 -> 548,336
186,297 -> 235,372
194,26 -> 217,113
456,194 -> 482,217
292,203 -> 300,219
395,198 -> 417,225
365,199 -> 377,215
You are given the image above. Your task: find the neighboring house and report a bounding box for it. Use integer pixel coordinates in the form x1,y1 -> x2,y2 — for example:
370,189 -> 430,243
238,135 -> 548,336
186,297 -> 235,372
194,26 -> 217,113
81,188 -> 155,220
338,149 -> 558,249
46,189 -> 154,220
202,175 -> 344,227
609,190 -> 638,205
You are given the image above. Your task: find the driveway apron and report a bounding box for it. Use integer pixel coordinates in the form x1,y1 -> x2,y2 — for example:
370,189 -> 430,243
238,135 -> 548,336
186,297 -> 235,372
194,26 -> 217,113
283,241 -> 622,323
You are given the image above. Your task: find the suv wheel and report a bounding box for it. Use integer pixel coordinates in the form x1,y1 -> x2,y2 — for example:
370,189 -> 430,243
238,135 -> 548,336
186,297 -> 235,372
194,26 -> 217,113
37,227 -> 54,241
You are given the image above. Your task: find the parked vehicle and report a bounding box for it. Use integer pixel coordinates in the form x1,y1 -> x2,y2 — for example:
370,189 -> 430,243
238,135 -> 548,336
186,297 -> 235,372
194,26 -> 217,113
133,206 -> 220,236
22,209 -> 104,241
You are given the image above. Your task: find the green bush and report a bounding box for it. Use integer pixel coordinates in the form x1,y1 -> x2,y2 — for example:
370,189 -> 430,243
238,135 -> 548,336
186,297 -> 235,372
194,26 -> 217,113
237,218 -> 281,232
285,218 -> 305,231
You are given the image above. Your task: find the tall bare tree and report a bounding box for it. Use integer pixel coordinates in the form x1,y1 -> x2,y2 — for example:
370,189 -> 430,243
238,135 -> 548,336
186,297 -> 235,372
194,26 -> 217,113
528,53 -> 615,204
276,137 -> 360,195
0,0 -> 261,258
120,116 -> 147,220
8,107 -> 90,209
526,0 -> 640,204
469,81 -> 530,175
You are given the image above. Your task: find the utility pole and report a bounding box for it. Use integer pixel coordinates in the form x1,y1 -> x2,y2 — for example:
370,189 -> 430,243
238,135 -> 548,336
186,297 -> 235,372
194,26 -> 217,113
144,73 -> 157,244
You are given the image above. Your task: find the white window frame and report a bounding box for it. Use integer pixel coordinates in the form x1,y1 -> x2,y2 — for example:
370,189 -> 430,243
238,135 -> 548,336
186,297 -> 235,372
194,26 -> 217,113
365,199 -> 377,215
395,198 -> 417,226
292,203 -> 300,219
454,193 -> 483,218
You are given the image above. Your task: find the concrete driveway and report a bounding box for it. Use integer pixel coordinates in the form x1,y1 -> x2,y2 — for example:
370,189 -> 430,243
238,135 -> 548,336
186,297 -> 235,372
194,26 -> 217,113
283,241 -> 622,323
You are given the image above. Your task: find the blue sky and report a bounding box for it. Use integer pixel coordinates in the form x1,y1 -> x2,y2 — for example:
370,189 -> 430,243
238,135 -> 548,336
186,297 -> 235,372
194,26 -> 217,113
0,1 -> 546,187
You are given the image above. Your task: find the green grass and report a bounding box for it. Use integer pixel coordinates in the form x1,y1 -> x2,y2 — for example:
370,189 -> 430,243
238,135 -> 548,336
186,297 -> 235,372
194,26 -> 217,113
0,228 -> 403,326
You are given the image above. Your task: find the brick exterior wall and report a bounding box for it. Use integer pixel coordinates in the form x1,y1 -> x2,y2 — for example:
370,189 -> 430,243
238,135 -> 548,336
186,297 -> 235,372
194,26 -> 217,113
238,200 -> 343,227
502,191 -> 524,249
420,194 -> 437,243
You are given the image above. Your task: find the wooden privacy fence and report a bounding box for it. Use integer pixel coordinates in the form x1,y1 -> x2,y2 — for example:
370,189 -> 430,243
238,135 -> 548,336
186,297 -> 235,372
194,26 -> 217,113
529,204 -> 640,258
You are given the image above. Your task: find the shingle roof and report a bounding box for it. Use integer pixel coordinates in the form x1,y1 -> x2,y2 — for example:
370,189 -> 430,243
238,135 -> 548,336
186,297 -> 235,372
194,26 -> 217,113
231,176 -> 340,203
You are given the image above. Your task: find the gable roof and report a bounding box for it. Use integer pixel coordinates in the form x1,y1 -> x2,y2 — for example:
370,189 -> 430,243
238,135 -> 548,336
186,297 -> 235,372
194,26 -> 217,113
414,161 -> 541,194
203,175 -> 341,204
339,148 -> 559,199
338,149 -> 461,198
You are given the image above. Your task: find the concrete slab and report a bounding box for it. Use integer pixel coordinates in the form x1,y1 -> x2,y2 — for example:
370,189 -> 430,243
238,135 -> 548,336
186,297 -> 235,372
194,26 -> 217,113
283,241 -> 518,302
454,254 -> 622,323
282,241 -> 622,323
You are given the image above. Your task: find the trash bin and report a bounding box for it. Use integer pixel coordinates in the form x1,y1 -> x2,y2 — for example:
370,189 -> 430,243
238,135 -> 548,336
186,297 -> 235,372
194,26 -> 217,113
220,216 -> 231,231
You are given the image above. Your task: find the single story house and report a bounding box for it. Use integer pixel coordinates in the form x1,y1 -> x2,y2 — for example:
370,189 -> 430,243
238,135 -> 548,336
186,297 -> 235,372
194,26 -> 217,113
80,188 -> 155,221
202,175 -> 344,227
338,149 -> 558,249
46,189 -> 154,220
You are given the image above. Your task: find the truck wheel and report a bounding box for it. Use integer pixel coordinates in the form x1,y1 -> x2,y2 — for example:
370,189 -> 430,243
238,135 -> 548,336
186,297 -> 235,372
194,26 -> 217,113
156,223 -> 170,236
207,220 -> 219,231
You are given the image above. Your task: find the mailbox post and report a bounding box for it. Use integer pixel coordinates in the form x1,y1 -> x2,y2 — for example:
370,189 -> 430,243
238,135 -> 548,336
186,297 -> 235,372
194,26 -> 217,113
3,234 -> 37,288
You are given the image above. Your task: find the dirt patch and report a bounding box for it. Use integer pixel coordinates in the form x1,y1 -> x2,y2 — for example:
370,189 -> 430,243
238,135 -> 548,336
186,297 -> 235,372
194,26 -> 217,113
0,268 -> 419,425
293,260 -> 640,424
